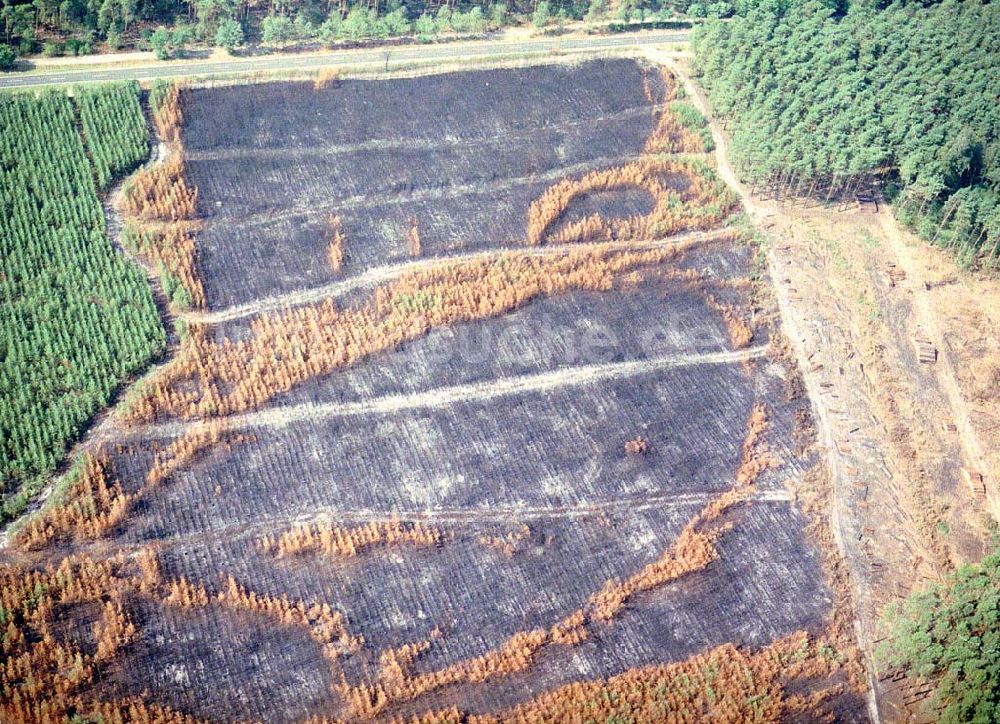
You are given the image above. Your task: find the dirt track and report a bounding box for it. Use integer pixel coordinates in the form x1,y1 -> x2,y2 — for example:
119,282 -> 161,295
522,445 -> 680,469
132,344 -> 768,439
653,49 -> 999,724
188,229 -> 734,325
877,214 -> 997,515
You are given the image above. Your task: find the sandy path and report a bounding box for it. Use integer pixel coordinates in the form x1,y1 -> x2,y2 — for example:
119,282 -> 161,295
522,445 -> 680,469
877,214 -> 996,515
128,345 -> 768,440
188,228 -> 734,325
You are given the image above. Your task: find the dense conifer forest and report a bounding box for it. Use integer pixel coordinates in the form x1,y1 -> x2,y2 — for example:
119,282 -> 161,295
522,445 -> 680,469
0,85 -> 165,522
693,0 -> 1000,266
879,550 -> 1000,722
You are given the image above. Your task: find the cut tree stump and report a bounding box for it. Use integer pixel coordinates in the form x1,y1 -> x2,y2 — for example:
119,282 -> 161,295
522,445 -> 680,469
885,263 -> 906,287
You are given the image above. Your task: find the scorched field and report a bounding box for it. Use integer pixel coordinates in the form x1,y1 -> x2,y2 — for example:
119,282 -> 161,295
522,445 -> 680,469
1,59 -> 868,722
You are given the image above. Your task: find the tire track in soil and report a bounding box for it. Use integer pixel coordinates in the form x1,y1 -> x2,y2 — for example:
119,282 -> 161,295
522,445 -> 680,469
39,487 -> 796,560
877,212 -> 996,518
182,103 -> 672,163
187,229 -> 735,325
127,345 -> 769,441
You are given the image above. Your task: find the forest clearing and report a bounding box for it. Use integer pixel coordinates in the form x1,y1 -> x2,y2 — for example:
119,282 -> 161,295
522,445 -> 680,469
4,2 -> 1000,714
0,57 -> 875,721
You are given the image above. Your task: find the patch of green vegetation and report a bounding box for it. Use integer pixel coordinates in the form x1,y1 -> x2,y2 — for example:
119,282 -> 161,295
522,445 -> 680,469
393,291 -> 443,314
73,81 -> 149,191
878,549 -> 1000,723
817,234 -> 849,275
860,231 -> 879,253
668,99 -> 715,152
0,88 -> 165,525
693,0 -> 1000,266
160,265 -> 194,312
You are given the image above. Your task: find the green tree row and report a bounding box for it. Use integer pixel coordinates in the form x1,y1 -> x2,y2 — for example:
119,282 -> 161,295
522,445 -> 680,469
1,0 -> 697,64
74,81 -> 149,190
692,0 -> 1000,266
0,86 -> 165,522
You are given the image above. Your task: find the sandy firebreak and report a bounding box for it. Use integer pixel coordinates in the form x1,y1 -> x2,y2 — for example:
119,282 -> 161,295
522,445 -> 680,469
653,50 -> 1000,721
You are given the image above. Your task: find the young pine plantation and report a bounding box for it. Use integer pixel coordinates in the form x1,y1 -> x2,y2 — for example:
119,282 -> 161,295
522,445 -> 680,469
1,60 -> 867,722
0,85 -> 164,525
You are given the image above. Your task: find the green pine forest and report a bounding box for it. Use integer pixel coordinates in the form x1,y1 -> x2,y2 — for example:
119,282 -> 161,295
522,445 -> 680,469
76,81 -> 150,190
0,0 -> 701,67
879,549 -> 1000,722
0,84 -> 165,523
692,0 -> 1000,267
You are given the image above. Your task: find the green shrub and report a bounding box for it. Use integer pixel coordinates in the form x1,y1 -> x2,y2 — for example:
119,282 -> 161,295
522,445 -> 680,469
18,28 -> 35,55
293,14 -> 316,39
340,6 -> 377,40
105,28 -> 122,50
171,24 -> 193,55
669,101 -> 707,130
318,15 -> 342,45
150,26 -> 171,59
215,18 -> 243,52
0,44 -> 15,70
489,2 -> 508,28
451,7 -> 486,33
532,0 -> 551,27
379,8 -> 410,37
261,15 -> 296,45
414,12 -> 437,40
435,5 -> 451,33
687,2 -> 706,18
706,1 -> 732,19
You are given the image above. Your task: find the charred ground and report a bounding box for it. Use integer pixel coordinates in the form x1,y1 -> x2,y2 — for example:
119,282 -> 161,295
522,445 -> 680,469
1,59 -> 868,722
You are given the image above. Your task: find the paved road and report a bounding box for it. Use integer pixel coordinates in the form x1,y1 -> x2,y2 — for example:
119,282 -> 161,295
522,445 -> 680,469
0,31 -> 688,89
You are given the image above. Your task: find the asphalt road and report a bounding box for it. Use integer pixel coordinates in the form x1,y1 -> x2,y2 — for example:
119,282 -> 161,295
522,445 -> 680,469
0,31 -> 689,89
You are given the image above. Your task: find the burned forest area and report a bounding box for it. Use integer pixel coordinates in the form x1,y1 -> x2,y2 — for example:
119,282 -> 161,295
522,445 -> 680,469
1,59 -> 870,722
